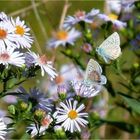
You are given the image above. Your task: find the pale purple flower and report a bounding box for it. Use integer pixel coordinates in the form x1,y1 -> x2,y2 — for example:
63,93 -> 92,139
18,87 -> 52,112
47,28 -> 81,48
25,52 -> 58,79
98,13 -> 127,29
63,9 -> 100,29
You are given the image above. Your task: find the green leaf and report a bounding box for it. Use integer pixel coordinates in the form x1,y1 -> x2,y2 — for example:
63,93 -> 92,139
121,94 -> 140,114
101,119 -> 136,133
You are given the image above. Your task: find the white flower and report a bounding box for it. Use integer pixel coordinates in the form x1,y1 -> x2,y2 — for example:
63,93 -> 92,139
0,12 -> 8,21
26,115 -> 53,138
0,19 -> 17,48
0,45 -> 25,67
98,13 -> 127,29
0,118 -> 7,140
25,52 -> 58,79
63,9 -> 100,29
55,99 -> 88,133
47,28 -> 81,48
10,17 -> 33,49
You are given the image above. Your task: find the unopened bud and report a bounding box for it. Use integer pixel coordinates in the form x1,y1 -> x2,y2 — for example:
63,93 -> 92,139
57,85 -> 67,100
20,102 -> 28,111
81,43 -> 92,53
34,109 -> 46,120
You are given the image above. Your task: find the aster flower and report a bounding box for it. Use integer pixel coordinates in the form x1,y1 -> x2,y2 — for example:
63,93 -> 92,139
98,13 -> 127,29
26,114 -> 53,138
0,12 -> 8,22
0,45 -> 25,68
10,17 -> 33,49
63,9 -> 100,29
18,87 -> 52,112
71,80 -> 102,98
0,19 -> 17,48
47,28 -> 81,48
25,52 -> 57,79
0,118 -> 7,140
55,99 -> 88,133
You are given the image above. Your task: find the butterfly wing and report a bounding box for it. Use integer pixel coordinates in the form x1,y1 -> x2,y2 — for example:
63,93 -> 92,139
71,80 -> 102,98
96,32 -> 121,63
85,59 -> 102,81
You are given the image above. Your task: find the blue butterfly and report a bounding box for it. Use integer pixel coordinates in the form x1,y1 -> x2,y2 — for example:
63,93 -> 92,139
72,59 -> 107,98
96,32 -> 121,63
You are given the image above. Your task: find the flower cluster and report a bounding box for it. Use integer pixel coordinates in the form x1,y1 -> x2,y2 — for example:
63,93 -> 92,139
47,8 -> 126,49
0,12 -> 57,79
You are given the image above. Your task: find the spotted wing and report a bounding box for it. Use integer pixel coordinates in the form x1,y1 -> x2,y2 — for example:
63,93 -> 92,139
97,32 -> 121,63
71,80 -> 102,98
85,59 -> 102,82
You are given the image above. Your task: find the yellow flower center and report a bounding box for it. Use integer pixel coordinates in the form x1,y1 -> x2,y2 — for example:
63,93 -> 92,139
74,10 -> 85,19
56,31 -> 68,40
15,25 -> 25,36
68,110 -> 78,119
38,55 -> 47,65
108,13 -> 118,20
0,29 -> 7,39
0,53 -> 10,61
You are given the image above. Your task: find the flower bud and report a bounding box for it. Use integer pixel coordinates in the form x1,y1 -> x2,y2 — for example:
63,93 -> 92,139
81,43 -> 92,53
57,85 -> 67,100
20,101 -> 28,111
54,125 -> 66,138
34,109 -> 46,120
133,62 -> 139,69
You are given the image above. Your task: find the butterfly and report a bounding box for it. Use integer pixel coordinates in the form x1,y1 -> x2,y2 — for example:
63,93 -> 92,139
96,32 -> 121,63
72,59 -> 107,98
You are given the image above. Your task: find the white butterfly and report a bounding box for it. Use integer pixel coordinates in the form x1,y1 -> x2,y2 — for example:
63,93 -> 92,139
72,59 -> 107,98
96,32 -> 121,63
84,59 -> 107,85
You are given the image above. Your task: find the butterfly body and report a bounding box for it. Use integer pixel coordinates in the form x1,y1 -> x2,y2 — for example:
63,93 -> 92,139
72,59 -> 107,98
96,32 -> 121,63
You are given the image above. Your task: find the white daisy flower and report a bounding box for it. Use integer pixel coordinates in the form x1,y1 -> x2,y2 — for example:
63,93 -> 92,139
98,13 -> 127,29
25,52 -> 58,79
0,45 -> 25,68
0,12 -> 8,22
63,9 -> 100,29
0,118 -> 7,140
55,99 -> 88,133
10,17 -> 33,49
0,20 -> 17,48
47,28 -> 81,48
26,115 -> 53,138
